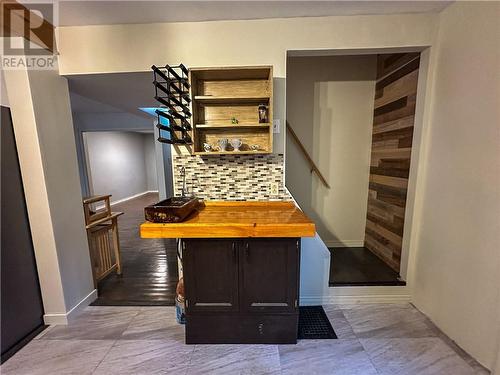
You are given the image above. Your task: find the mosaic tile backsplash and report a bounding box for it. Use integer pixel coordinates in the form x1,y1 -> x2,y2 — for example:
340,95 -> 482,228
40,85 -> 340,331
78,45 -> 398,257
172,154 -> 292,201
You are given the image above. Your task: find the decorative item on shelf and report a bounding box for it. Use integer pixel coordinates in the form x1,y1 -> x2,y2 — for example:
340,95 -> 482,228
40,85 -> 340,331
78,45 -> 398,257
258,104 -> 268,123
151,63 -> 192,145
230,138 -> 243,152
231,117 -> 239,124
218,138 -> 228,152
250,144 -> 260,151
203,143 -> 212,152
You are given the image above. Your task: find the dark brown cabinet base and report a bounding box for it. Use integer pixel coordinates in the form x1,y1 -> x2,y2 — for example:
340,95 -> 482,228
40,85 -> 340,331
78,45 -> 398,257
182,238 -> 300,344
186,314 -> 299,344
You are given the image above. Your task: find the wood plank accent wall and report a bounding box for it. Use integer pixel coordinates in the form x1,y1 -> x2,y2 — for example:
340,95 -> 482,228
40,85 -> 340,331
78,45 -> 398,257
364,53 -> 420,273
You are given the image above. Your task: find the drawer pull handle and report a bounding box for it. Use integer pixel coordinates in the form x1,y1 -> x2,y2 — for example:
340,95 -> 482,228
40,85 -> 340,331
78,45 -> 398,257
195,302 -> 232,306
251,302 -> 288,307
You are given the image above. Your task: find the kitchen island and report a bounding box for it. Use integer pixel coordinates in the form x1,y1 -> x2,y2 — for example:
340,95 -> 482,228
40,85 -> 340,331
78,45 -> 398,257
140,201 -> 315,344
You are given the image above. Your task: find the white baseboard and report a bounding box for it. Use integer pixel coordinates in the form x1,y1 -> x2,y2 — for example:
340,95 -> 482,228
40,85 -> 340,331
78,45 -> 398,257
326,294 -> 411,305
323,240 -> 365,248
94,190 -> 159,210
301,293 -> 411,305
300,284 -> 411,306
110,190 -> 158,206
43,289 -> 97,325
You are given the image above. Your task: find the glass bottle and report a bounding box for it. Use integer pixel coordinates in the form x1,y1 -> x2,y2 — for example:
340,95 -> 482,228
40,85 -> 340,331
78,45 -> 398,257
258,104 -> 268,123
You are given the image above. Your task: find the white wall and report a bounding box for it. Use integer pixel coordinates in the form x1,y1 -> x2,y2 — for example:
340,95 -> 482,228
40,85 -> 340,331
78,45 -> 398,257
84,131 -> 157,203
286,55 -> 376,246
4,55 -> 95,324
411,2 -> 500,369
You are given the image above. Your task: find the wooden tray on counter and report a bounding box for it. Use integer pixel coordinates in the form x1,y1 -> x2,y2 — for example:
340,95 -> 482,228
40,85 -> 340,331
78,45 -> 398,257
144,197 -> 204,223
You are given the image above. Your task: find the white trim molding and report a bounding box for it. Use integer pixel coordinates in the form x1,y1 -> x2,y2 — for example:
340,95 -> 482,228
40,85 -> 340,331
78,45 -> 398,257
110,190 -> 158,206
95,190 -> 159,210
43,289 -> 97,325
300,285 -> 411,306
323,240 -> 365,248
301,293 -> 411,306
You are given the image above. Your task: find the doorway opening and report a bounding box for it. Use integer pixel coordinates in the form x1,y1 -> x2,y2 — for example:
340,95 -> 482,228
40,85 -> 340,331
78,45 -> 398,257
285,51 -> 423,286
68,73 -> 177,305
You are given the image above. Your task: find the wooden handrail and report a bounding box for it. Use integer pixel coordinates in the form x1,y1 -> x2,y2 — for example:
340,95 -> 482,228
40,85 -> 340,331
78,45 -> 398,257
286,122 -> 330,189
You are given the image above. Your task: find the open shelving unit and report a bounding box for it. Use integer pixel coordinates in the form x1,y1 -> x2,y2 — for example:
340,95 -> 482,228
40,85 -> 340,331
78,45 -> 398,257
189,66 -> 273,155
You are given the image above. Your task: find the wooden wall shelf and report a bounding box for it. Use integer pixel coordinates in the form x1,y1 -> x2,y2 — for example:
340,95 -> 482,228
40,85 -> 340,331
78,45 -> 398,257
195,150 -> 272,156
195,123 -> 270,129
189,66 -> 273,155
194,96 -> 270,104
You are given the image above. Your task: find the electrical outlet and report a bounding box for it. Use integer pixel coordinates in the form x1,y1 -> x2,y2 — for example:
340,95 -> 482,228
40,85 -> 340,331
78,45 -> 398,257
273,119 -> 280,133
270,182 -> 279,195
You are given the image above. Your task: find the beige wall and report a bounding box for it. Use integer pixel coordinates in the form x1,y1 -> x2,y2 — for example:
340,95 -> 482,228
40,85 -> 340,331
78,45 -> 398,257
4,55 -> 95,324
411,2 -> 500,369
0,71 -> 9,107
286,55 -> 376,246
56,13 -> 437,77
496,335 -> 500,375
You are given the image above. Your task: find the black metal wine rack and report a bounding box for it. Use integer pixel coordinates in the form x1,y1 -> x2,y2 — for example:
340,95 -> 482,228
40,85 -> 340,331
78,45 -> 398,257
151,64 -> 192,145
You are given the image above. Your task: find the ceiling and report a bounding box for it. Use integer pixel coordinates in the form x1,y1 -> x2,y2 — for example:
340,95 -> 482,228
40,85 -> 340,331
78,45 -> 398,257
53,1 -> 452,27
68,72 -> 155,116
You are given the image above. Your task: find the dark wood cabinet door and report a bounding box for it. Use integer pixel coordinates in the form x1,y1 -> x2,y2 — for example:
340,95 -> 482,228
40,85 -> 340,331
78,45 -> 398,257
183,239 -> 239,313
241,238 -> 299,313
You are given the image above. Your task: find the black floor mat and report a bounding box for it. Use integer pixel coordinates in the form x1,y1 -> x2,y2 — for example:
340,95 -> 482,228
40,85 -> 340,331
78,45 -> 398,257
298,306 -> 337,339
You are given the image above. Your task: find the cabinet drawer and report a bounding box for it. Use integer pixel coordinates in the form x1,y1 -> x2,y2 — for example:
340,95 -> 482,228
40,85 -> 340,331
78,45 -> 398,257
186,314 -> 298,344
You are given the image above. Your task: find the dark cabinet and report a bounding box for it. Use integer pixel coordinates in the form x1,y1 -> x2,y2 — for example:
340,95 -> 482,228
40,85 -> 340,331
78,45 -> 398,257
183,239 -> 239,312
241,239 -> 299,313
182,237 -> 300,344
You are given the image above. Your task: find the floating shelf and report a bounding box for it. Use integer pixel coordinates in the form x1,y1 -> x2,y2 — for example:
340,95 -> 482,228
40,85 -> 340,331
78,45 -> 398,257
194,96 -> 271,105
195,123 -> 270,129
194,150 -> 272,156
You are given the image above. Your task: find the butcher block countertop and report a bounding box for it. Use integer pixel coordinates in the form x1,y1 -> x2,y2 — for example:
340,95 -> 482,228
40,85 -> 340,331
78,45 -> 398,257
140,201 -> 315,238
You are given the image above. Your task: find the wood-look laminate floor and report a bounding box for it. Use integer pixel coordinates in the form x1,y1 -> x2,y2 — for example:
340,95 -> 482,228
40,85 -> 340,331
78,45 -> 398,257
330,247 -> 406,287
91,193 -> 178,306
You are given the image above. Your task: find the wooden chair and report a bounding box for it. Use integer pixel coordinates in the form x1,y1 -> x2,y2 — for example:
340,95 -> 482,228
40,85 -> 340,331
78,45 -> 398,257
83,195 -> 123,287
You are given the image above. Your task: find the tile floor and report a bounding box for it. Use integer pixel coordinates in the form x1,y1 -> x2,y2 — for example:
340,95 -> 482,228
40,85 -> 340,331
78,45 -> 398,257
1,304 -> 489,375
